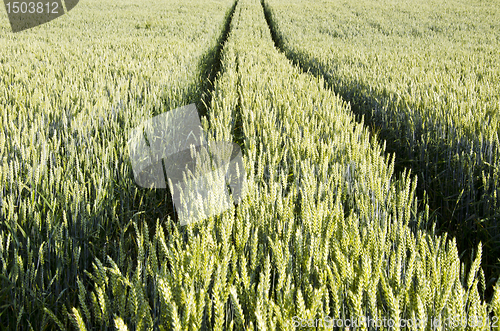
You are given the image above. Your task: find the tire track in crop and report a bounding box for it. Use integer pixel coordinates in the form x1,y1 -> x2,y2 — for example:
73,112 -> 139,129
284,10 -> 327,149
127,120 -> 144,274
260,0 -> 411,177
198,0 -> 239,120
144,0 -> 238,225
261,0 -> 413,173
260,0 -> 397,164
259,0 -> 423,215
260,1 -> 433,210
198,0 -> 245,152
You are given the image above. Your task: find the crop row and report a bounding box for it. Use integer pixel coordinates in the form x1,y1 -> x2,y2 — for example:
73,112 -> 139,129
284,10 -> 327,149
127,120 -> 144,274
263,0 -> 500,291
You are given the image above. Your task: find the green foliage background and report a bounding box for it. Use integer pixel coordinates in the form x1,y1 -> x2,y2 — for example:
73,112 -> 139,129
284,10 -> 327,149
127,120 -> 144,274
1,0 -> 499,329
263,0 -> 500,287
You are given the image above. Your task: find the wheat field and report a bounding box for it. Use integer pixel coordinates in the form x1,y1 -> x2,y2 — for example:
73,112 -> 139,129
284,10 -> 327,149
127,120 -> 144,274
1,0 -> 499,329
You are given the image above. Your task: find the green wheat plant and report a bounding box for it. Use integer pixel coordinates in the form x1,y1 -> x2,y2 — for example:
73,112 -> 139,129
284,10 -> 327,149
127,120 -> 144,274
263,0 -> 500,286
75,0 -> 500,328
1,0 -> 500,329
0,0 -> 235,328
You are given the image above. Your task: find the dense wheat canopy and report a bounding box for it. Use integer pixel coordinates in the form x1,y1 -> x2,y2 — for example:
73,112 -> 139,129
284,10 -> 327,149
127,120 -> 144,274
1,0 -> 499,329
0,0 -> 235,328
263,0 -> 500,286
